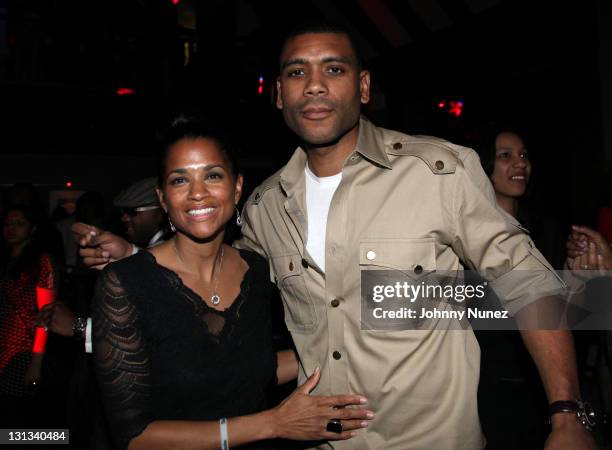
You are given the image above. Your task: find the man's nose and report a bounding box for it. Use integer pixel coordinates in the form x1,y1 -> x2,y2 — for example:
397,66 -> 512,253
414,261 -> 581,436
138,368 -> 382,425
304,72 -> 328,97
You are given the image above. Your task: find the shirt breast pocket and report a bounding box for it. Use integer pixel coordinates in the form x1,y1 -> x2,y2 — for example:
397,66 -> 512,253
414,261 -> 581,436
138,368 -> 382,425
359,238 -> 437,276
359,238 -> 438,330
272,254 -> 318,333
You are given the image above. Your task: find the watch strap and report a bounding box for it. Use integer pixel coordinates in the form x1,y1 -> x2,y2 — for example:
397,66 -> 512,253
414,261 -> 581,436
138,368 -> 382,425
72,316 -> 87,338
549,400 -> 580,416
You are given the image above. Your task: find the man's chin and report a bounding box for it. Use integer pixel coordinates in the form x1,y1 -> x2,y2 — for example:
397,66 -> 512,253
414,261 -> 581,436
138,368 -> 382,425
299,129 -> 344,148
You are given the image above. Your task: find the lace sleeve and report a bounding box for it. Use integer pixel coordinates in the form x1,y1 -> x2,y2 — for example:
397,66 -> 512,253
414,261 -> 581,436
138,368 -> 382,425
92,266 -> 152,450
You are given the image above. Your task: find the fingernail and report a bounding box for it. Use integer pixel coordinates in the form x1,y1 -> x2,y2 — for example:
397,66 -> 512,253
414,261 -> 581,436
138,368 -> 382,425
360,397 -> 368,404
89,231 -> 97,236
366,411 -> 374,419
361,421 -> 370,428
102,251 -> 110,258
350,432 -> 357,437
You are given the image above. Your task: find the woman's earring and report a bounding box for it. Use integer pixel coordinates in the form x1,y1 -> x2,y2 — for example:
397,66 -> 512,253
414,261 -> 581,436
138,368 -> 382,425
235,206 -> 242,227
168,218 -> 176,233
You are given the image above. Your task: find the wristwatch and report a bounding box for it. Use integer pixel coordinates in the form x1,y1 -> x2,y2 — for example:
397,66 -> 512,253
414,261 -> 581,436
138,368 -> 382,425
72,316 -> 87,338
549,400 -> 597,431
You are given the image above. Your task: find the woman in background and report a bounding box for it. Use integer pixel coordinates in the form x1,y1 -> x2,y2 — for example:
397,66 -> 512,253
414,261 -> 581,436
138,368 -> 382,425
0,205 -> 58,426
475,127 -> 557,449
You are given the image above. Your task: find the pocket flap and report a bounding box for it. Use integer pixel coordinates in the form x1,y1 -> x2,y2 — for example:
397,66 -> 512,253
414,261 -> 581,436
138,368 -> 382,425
359,238 -> 436,279
272,254 -> 303,281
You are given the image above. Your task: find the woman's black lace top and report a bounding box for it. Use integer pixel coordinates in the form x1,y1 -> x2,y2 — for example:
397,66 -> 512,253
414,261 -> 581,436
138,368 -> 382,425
92,249 -> 277,450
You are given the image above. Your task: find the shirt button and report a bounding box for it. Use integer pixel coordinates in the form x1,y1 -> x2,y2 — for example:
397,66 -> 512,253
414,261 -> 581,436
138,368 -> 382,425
349,154 -> 359,161
332,351 -> 342,360
301,258 -> 309,268
366,250 -> 376,261
331,299 -> 340,307
393,142 -> 403,150
289,261 -> 294,271
414,264 -> 423,274
435,160 -> 445,170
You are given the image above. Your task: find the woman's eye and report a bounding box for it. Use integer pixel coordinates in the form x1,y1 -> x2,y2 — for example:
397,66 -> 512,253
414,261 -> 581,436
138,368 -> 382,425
206,172 -> 223,181
169,177 -> 187,185
497,152 -> 510,159
520,152 -> 529,159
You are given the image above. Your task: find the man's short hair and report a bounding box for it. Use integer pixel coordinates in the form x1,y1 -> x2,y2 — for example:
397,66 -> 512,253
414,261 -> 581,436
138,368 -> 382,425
280,20 -> 364,70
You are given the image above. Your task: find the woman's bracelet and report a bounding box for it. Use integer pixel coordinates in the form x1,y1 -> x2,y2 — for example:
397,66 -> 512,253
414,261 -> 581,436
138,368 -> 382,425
219,418 -> 229,449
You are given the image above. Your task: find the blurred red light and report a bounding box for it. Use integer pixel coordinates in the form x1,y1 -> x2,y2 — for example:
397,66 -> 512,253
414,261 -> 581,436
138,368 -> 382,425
66,181 -> 73,188
116,88 -> 135,96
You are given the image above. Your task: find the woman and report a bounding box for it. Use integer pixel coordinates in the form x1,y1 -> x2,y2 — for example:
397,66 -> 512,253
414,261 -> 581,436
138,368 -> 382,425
93,118 -> 372,450
475,127 -> 558,449
478,127 -> 565,267
0,205 -> 58,425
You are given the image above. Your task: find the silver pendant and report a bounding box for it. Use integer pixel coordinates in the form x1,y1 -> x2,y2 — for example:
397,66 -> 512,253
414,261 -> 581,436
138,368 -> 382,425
211,294 -> 221,306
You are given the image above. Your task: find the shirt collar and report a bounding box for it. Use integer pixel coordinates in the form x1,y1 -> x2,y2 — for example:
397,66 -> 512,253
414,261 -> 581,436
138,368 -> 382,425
280,115 -> 391,194
354,116 -> 392,169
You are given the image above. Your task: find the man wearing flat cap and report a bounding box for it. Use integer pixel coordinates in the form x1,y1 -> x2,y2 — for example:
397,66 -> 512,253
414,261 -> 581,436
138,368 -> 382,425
113,177 -> 167,249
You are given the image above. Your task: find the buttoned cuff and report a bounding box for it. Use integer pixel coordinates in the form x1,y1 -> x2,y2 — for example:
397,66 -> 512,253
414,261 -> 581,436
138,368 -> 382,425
489,253 -> 565,317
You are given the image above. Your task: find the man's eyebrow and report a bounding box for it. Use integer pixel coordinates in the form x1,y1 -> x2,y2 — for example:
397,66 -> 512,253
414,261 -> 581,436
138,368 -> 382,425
281,58 -> 306,70
281,56 -> 353,70
322,56 -> 352,64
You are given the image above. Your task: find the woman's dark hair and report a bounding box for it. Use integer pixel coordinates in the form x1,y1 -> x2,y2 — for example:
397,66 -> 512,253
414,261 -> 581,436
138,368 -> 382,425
1,204 -> 43,280
157,115 -> 241,187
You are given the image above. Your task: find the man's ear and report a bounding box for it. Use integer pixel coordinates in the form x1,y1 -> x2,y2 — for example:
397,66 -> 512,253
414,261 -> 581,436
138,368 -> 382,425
276,77 -> 283,110
359,70 -> 371,104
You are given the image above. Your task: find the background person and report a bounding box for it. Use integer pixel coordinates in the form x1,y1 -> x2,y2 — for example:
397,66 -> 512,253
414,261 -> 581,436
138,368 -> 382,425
113,177 -> 169,249
0,205 -> 59,427
475,126 -> 562,449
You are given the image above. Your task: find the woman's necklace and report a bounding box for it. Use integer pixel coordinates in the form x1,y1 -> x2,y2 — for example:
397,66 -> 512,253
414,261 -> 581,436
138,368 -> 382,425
173,240 -> 225,306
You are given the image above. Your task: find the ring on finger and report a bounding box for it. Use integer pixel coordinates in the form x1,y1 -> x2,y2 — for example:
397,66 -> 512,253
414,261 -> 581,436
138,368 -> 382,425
326,419 -> 343,434
581,264 -> 589,270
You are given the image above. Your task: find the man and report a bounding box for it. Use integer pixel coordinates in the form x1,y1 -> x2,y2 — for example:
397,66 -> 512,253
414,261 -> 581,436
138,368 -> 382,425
75,23 -> 596,449
114,177 -> 167,249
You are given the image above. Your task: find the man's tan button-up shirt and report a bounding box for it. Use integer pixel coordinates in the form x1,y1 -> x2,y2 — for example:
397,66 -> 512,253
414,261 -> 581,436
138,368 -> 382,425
236,117 -> 563,450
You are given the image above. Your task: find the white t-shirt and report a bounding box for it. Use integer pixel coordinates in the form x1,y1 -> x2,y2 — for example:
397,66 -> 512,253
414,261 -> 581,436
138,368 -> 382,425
304,164 -> 342,272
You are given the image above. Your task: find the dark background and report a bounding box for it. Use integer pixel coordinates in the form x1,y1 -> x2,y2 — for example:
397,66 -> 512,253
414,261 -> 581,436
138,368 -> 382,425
0,0 -> 610,228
